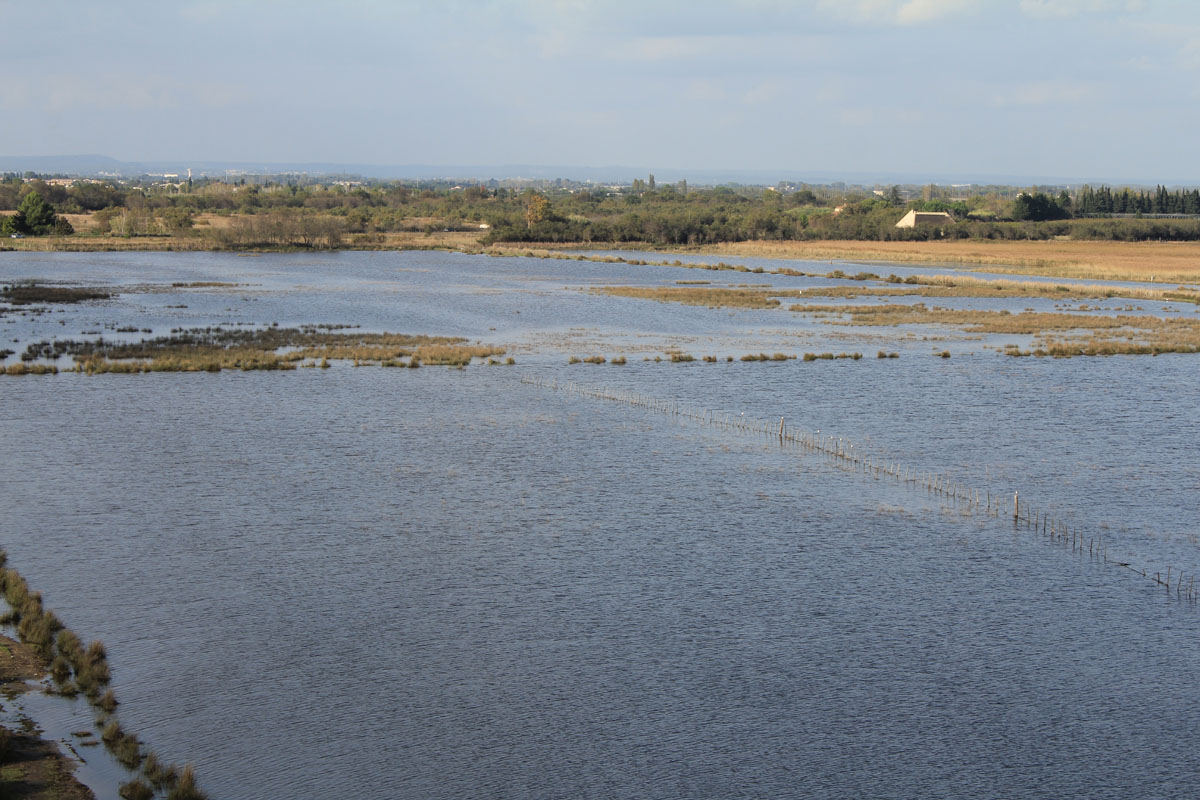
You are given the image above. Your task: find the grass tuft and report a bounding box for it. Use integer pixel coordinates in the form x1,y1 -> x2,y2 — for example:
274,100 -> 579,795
166,764 -> 208,800
119,780 -> 155,800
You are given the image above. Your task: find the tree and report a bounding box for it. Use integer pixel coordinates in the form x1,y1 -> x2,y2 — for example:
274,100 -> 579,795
157,207 -> 194,235
524,192 -> 548,229
1010,192 -> 1068,221
885,185 -> 902,205
12,191 -> 58,235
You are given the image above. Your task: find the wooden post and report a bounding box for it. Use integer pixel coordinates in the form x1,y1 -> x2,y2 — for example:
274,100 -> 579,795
1013,491 -> 1018,522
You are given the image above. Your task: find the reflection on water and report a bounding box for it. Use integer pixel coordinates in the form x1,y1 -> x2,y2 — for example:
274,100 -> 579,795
1,251 -> 1198,799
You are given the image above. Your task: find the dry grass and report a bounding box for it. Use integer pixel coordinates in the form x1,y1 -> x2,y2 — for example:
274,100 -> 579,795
592,286 -> 780,309
2,363 -> 59,376
2,235 -> 214,252
413,344 -> 505,365
797,274 -> 1200,304
21,327 -> 505,373
674,239 -> 1200,284
741,352 -> 795,361
790,301 -> 1200,356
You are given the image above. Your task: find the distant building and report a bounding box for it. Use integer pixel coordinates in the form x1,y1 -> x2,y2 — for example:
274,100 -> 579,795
895,210 -> 955,228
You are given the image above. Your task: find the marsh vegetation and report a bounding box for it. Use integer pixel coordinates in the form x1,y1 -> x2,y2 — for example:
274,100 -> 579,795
591,286 -> 781,308
8,327 -> 506,374
2,284 -> 113,305
789,303 -> 1200,356
0,550 -> 206,799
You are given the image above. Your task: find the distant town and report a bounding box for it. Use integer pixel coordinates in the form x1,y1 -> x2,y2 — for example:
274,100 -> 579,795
3,166 -> 1200,249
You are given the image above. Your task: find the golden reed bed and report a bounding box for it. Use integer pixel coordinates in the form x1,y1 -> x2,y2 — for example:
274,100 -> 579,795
675,240 -> 1200,284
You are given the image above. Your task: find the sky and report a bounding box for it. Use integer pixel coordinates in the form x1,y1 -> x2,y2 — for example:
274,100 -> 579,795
2,0 -> 1199,182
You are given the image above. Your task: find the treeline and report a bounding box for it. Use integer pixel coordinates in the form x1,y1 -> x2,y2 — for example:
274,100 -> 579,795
7,174 -> 1200,245
1075,185 -> 1200,216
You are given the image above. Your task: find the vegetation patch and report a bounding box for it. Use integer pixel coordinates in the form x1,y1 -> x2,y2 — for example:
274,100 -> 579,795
1,284 -> 112,305
741,352 -> 795,361
789,302 -> 1200,356
679,239 -> 1200,284
592,286 -> 780,309
801,352 -> 862,361
11,327 -> 506,374
0,549 -> 208,798
796,273 -> 1200,304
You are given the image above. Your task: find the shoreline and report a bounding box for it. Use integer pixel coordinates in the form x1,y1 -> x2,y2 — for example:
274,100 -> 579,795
5,233 -> 1200,284
0,634 -> 95,800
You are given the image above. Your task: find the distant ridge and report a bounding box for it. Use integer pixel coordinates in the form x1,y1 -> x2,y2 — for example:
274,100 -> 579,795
1,155 -> 1195,189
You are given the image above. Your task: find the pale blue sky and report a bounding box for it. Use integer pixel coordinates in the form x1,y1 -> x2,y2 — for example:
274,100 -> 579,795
3,1 -> 1198,180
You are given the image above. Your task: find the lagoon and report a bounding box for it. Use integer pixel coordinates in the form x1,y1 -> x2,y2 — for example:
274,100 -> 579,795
2,250 -> 1198,799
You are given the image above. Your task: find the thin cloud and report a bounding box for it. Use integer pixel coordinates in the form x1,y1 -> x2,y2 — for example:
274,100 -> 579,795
7,75 -> 249,114
741,80 -> 783,105
1018,0 -> 1144,18
817,0 -> 973,25
992,80 -> 1099,106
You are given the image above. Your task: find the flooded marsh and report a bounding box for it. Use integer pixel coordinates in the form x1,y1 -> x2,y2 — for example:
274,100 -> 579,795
2,249 -> 1200,799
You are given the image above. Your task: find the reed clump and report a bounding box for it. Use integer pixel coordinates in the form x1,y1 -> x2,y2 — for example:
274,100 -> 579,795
100,720 -> 123,745
167,764 -> 208,800
414,344 -> 505,366
2,362 -> 59,376
110,729 -> 144,769
143,752 -> 180,791
611,355 -> 626,365
800,352 -> 859,361
50,655 -> 71,684
741,352 -> 795,362
56,629 -> 83,667
97,688 -> 119,713
119,779 -> 155,800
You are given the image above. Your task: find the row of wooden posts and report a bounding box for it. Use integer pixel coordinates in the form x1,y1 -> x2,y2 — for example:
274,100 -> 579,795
522,375 -> 1196,604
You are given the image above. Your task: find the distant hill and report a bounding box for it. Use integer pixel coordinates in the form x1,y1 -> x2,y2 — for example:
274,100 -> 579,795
0,154 -> 1195,189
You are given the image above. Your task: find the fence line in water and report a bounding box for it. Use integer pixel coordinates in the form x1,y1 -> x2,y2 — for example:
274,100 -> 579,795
522,374 -> 1195,604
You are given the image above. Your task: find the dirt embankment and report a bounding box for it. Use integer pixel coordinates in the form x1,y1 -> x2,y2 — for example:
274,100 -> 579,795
0,635 -> 94,800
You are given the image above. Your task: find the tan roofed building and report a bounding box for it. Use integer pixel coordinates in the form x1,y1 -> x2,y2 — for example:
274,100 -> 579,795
895,210 -> 955,228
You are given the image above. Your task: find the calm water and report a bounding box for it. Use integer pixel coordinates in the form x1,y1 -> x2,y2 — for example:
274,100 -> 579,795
2,251 -> 1198,799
